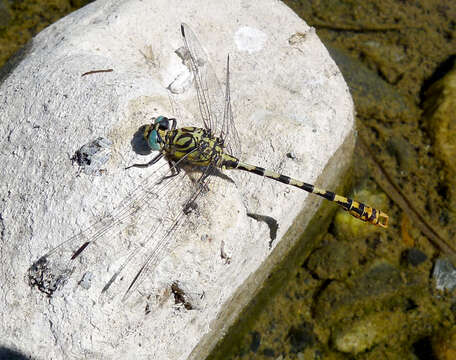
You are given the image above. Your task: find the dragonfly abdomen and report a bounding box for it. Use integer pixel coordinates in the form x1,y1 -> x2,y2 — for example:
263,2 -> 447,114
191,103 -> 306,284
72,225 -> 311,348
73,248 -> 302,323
224,159 -> 388,228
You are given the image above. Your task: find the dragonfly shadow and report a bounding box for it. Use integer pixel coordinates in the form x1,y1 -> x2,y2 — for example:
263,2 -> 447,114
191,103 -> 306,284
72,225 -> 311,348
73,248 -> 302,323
129,125 -> 153,156
0,346 -> 30,360
208,166 -> 235,184
246,213 -> 278,249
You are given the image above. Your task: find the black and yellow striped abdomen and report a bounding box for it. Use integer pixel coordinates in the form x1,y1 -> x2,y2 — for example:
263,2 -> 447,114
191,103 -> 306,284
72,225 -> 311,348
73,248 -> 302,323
221,155 -> 388,228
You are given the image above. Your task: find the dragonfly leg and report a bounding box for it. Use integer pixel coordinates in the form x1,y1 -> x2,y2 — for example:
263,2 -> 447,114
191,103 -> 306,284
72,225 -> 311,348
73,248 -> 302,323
163,160 -> 181,178
169,118 -> 177,130
155,160 -> 181,185
125,153 -> 164,169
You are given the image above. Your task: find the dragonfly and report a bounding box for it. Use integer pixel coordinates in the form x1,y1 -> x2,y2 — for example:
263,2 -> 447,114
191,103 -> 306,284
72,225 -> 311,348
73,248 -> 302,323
130,24 -> 389,228
28,23 -> 388,302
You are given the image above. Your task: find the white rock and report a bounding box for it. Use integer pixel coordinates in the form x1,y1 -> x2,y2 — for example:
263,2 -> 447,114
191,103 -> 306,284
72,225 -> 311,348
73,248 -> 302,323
0,0 -> 354,359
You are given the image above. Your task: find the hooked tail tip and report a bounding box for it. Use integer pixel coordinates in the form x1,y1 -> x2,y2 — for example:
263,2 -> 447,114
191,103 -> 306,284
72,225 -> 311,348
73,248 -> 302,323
377,212 -> 389,228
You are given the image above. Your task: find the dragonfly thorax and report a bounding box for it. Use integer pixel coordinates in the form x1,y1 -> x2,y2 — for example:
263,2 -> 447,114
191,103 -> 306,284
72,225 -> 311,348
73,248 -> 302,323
144,116 -> 231,167
165,126 -> 231,167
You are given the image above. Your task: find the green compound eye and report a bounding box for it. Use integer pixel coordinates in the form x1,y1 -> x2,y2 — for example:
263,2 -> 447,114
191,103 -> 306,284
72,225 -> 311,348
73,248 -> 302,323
147,129 -> 160,151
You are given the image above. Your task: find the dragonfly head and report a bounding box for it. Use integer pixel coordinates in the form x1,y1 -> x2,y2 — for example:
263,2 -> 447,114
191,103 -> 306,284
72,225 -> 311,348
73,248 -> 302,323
144,116 -> 171,151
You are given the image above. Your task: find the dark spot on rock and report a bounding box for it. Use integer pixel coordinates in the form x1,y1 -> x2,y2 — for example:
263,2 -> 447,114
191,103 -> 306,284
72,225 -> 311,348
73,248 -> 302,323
287,322 -> 315,353
401,248 -> 427,266
412,337 -> 436,360
250,331 -> 261,353
262,348 -> 275,357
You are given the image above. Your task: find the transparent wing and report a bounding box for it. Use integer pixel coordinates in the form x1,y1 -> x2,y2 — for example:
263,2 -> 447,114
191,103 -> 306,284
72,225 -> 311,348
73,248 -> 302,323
117,165 -> 215,302
222,55 -> 242,157
27,149 -> 206,298
180,23 -> 241,157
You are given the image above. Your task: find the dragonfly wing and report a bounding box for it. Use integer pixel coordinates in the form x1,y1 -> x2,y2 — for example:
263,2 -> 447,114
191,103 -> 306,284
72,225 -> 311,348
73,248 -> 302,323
119,162 -> 216,302
180,23 -> 241,157
222,55 -> 242,157
27,153 -> 188,297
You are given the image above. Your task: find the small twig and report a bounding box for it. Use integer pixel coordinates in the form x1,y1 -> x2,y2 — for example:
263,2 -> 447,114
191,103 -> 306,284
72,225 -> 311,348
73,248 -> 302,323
81,69 -> 114,77
358,134 -> 456,255
309,21 -> 407,32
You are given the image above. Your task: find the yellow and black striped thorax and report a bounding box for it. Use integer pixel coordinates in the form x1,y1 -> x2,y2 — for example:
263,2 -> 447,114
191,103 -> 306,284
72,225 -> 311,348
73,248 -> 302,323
162,127 -> 228,167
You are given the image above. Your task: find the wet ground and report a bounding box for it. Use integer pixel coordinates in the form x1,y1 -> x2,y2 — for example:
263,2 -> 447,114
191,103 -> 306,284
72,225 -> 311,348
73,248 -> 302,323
1,1 -> 455,359
0,0 -> 92,66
